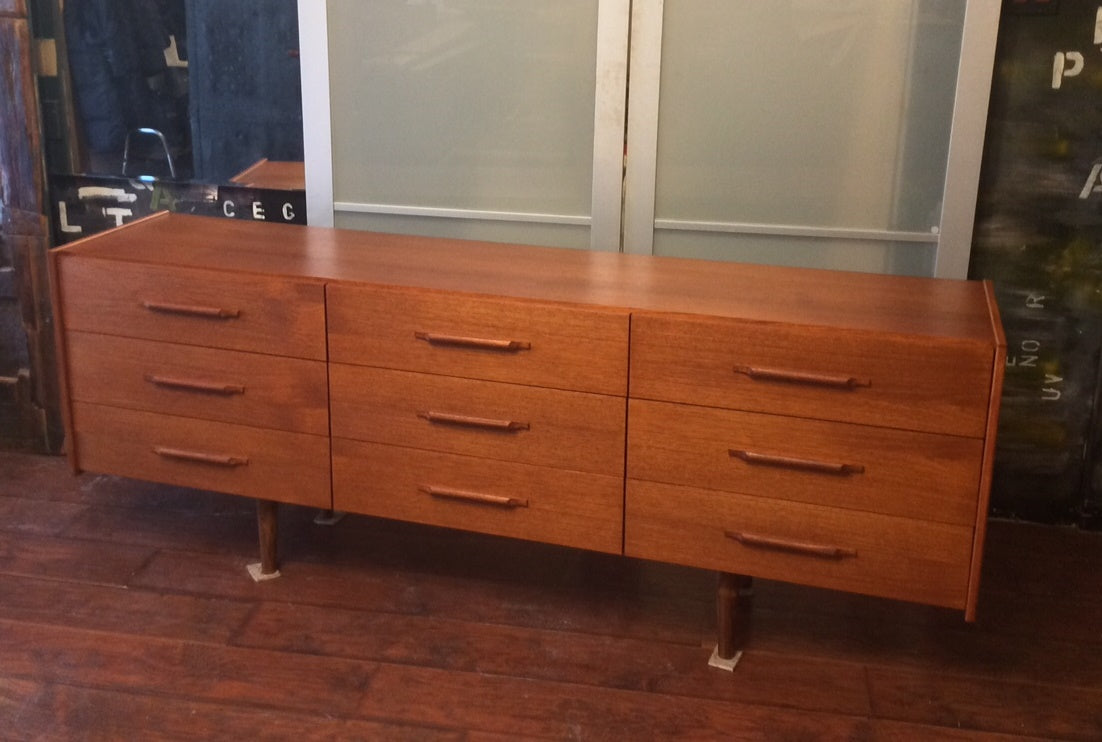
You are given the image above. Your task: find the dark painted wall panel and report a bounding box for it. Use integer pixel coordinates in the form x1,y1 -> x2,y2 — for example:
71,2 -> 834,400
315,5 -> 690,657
971,0 -> 1102,526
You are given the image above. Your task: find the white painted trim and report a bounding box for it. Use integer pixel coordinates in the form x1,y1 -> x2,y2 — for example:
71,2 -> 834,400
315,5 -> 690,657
298,0 -> 335,227
334,202 -> 591,227
622,0 -> 664,255
589,0 -> 632,252
934,0 -> 1002,279
654,220 -> 939,244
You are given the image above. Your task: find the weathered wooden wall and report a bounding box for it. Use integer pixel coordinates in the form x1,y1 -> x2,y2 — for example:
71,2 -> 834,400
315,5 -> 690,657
0,0 -> 63,452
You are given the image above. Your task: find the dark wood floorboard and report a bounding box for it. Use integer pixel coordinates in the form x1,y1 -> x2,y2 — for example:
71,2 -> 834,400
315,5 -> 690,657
8,683 -> 465,742
132,548 -> 713,646
867,667 -> 1102,741
741,596 -> 1102,688
0,573 -> 255,643
356,661 -> 874,741
0,495 -> 86,537
59,503 -> 258,554
0,450 -> 1098,740
0,530 -> 155,586
233,601 -> 872,715
866,721 -> 1051,741
0,619 -> 377,717
0,677 -> 42,732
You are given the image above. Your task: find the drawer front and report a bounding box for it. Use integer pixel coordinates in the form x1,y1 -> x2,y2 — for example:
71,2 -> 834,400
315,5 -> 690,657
71,403 -> 331,508
630,313 -> 993,437
66,332 -> 329,435
627,400 -> 983,525
333,439 -> 623,554
57,257 -> 326,359
330,365 -> 626,476
327,284 -> 629,395
625,479 -> 972,609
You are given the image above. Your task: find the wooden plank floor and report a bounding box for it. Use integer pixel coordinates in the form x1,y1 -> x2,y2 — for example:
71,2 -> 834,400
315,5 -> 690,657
0,450 -> 1099,741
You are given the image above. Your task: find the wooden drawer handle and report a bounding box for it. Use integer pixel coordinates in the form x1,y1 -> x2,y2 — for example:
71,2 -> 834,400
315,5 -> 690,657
417,411 -> 530,432
729,449 -> 864,476
419,485 -> 529,509
414,331 -> 531,352
146,374 -> 246,396
733,365 -> 870,390
725,530 -> 857,560
153,446 -> 248,467
142,300 -> 241,320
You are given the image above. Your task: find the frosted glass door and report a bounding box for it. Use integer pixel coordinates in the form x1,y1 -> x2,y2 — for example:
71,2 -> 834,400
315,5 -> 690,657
302,0 -> 997,273
305,0 -> 627,250
625,0 -> 997,277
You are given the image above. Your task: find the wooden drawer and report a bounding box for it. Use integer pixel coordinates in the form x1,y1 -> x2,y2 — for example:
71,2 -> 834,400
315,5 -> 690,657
326,284 -> 629,395
625,479 -> 972,609
330,365 -> 626,477
333,439 -> 623,554
627,400 -> 983,525
56,256 -> 326,359
66,332 -> 329,435
630,313 -> 994,437
71,403 -> 331,508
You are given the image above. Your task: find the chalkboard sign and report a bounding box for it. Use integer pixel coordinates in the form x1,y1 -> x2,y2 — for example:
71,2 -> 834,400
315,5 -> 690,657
971,1 -> 1102,526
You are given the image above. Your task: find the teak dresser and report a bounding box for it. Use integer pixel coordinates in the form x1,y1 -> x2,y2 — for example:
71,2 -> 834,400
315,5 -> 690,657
49,213 -> 1006,662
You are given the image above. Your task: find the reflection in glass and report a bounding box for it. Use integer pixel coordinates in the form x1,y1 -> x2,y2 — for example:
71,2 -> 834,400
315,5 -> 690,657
62,0 -> 304,183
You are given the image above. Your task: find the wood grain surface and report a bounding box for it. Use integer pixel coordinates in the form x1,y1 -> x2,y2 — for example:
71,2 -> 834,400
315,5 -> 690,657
71,403 -> 331,508
327,282 -> 629,395
630,311 -> 995,437
2,450 -> 1097,741
331,365 -> 626,476
628,399 -> 983,524
57,256 -> 327,360
332,438 -> 623,554
66,332 -> 329,435
55,212 -> 997,341
625,478 -> 973,609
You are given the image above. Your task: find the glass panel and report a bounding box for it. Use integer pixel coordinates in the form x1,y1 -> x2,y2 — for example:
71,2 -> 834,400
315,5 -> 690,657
653,229 -> 936,277
327,0 -> 600,220
334,211 -> 591,249
654,0 -> 965,240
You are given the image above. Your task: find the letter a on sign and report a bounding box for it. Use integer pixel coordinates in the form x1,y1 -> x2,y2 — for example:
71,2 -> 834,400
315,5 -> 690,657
1081,163 -> 1102,200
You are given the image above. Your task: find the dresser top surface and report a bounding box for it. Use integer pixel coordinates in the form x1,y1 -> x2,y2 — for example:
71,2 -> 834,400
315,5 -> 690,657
55,213 -> 1000,344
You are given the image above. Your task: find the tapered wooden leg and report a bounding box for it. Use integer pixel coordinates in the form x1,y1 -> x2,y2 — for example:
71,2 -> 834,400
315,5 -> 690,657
258,499 -> 279,574
713,573 -> 753,668
247,499 -> 281,582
